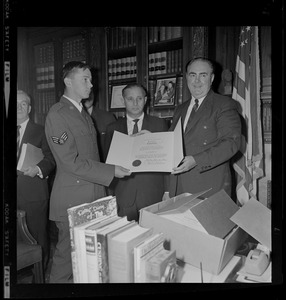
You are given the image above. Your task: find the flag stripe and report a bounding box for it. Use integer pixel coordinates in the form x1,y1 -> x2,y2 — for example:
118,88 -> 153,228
232,26 -> 264,206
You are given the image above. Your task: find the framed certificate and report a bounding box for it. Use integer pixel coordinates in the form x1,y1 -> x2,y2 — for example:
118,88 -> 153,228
109,84 -> 127,110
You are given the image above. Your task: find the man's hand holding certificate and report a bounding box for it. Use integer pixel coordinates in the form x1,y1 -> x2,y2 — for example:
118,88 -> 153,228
106,119 -> 184,173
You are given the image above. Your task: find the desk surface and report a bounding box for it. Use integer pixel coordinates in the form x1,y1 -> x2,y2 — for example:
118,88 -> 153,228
177,255 -> 243,283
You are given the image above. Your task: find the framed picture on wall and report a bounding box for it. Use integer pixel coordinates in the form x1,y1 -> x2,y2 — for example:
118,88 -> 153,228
109,84 -> 127,110
154,77 -> 177,108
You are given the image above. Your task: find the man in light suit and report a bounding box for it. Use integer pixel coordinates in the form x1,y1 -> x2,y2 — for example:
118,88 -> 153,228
45,61 -> 130,283
17,90 -> 56,269
168,57 -> 241,199
104,83 -> 169,222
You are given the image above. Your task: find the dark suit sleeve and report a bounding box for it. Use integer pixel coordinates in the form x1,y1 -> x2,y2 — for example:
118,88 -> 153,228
193,99 -> 241,172
37,128 -> 56,178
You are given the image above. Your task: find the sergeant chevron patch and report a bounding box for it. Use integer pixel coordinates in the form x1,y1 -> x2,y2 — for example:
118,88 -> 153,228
51,131 -> 68,144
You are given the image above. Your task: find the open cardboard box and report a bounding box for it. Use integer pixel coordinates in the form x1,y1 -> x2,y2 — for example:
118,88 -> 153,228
139,189 -> 249,275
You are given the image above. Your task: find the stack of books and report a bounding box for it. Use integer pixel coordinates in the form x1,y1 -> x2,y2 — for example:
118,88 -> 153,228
67,196 -> 177,283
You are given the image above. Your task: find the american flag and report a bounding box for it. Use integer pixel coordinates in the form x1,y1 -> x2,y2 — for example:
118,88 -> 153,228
232,26 -> 264,206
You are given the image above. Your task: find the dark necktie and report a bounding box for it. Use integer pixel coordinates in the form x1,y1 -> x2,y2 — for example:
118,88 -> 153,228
132,119 -> 139,134
17,125 -> 21,159
184,99 -> 199,132
190,98 -> 199,117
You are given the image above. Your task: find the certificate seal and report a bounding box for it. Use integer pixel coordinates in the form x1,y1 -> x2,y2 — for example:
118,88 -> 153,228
132,160 -> 142,167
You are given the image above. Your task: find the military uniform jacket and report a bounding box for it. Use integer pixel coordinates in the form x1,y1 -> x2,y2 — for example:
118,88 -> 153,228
90,107 -> 116,161
169,90 -> 241,198
104,115 -> 169,213
45,96 -> 115,221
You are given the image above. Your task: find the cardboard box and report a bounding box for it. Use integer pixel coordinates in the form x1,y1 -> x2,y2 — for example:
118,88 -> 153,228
139,190 -> 248,275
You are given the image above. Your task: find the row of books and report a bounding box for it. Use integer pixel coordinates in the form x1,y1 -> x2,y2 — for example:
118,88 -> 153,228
148,76 -> 183,106
108,27 -> 137,51
34,43 -> 54,65
108,56 -> 137,81
68,196 -> 177,283
148,26 -> 183,44
149,49 -> 183,76
36,65 -> 55,90
63,36 -> 86,63
35,90 -> 56,115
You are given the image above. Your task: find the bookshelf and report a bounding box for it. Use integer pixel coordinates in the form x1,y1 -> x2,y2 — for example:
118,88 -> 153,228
106,26 -> 183,117
20,27 -> 209,124
32,32 -> 88,125
104,27 -> 206,122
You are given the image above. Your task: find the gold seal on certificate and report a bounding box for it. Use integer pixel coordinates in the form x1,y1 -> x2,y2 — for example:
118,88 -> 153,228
132,160 -> 142,167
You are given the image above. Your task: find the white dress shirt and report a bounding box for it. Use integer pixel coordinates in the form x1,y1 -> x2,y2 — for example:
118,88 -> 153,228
126,113 -> 144,135
183,96 -> 205,131
63,95 -> 83,112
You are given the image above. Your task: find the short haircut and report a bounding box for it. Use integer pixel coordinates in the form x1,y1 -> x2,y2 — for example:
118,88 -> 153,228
185,57 -> 215,74
17,90 -> 31,105
62,61 -> 91,81
122,83 -> 147,97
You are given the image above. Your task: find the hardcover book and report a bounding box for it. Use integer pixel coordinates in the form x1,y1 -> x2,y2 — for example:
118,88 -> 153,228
145,248 -> 177,283
108,224 -> 153,283
134,232 -> 165,282
67,195 -> 117,283
74,215 -> 110,282
96,218 -> 135,283
17,143 -> 44,171
84,215 -> 123,283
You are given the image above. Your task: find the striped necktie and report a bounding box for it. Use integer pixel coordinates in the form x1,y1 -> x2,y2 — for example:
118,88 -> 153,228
132,119 -> 139,134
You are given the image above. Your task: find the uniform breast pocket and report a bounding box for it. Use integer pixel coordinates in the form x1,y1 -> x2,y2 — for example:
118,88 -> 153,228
72,128 -> 93,153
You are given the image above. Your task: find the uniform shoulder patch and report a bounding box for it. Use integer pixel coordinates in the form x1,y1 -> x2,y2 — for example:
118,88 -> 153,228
51,131 -> 68,144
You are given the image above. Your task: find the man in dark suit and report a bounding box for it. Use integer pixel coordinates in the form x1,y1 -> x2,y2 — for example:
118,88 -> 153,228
82,92 -> 116,162
17,90 -> 56,269
168,57 -> 241,199
105,83 -> 169,222
45,61 -> 130,283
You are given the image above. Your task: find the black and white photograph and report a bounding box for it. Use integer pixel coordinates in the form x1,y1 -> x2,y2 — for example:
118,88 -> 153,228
3,0 -> 284,298
154,77 -> 176,107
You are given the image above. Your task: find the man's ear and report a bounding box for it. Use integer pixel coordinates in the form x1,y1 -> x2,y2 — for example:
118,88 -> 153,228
64,77 -> 72,87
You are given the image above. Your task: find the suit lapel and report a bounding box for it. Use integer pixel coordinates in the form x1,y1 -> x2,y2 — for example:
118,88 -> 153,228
184,92 -> 213,135
117,117 -> 128,134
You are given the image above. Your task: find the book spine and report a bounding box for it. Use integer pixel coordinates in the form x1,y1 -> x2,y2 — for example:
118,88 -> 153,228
74,227 -> 89,282
108,240 -> 128,283
145,250 -> 176,283
85,231 -> 100,283
97,233 -> 109,283
68,213 -> 80,283
137,243 -> 164,282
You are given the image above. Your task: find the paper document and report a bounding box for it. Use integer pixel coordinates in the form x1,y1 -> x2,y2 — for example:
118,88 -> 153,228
106,118 -> 184,172
17,143 -> 44,171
